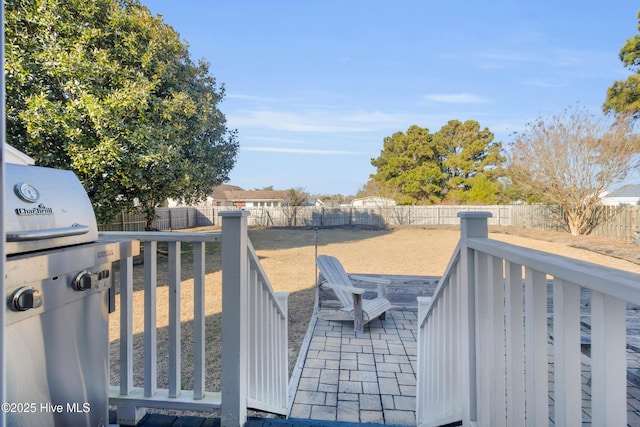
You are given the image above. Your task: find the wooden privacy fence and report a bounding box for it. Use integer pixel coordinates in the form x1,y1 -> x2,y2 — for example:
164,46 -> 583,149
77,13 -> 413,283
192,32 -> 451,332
98,208 -> 198,231
98,205 -> 640,243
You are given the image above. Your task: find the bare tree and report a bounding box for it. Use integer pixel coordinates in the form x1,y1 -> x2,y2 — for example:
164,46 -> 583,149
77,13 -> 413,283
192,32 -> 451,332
281,188 -> 308,226
508,107 -> 639,235
356,179 -> 403,201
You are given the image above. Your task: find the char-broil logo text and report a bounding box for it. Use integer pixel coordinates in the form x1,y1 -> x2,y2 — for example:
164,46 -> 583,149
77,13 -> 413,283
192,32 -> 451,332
15,203 -> 53,216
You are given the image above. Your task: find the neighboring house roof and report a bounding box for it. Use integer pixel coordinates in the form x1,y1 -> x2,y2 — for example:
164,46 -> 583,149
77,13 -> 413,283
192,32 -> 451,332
225,190 -> 289,202
211,184 -> 244,201
604,184 -> 640,198
600,184 -> 640,206
210,185 -> 290,203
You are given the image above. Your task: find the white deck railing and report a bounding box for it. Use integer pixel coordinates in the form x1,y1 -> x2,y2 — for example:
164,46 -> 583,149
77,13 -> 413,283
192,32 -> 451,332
416,212 -> 640,427
105,211 -> 288,427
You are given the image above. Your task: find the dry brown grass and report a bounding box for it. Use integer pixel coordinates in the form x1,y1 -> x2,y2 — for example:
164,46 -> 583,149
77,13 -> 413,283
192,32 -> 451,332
108,225 -> 640,410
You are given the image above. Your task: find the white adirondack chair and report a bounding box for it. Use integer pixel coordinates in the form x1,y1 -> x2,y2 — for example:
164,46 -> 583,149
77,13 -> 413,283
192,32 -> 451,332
316,255 -> 392,333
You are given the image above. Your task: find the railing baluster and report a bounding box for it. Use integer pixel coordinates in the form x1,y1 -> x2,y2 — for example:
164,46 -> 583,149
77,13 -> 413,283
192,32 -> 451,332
475,252 -> 490,426
193,241 -> 205,400
272,298 -> 278,400
431,302 -> 440,416
248,268 -> 258,400
263,283 -> 268,401
450,274 -> 459,416
429,297 -> 436,413
591,291 -> 627,426
474,252 -> 506,425
444,284 -> 453,414
430,304 -> 437,417
144,241 -> 157,397
424,305 -> 432,420
120,254 -> 134,396
258,276 -> 266,400
489,256 -> 506,426
436,301 -> 443,414
259,277 -> 265,401
168,241 -> 181,398
524,268 -> 548,427
552,279 -> 581,427
505,261 -> 525,424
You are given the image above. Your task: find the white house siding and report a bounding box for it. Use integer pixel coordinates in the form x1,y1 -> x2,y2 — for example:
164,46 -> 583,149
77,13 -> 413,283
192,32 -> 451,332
600,184 -> 640,206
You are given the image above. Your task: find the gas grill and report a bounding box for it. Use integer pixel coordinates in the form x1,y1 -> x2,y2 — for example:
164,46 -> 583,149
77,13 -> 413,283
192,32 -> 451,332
4,163 -> 138,426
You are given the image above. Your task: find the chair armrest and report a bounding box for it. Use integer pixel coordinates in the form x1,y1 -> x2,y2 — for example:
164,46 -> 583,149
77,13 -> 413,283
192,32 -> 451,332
348,275 -> 391,298
349,274 -> 392,285
320,282 -> 365,295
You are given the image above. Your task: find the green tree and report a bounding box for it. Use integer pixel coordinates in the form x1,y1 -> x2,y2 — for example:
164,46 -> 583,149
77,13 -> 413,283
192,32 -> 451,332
433,120 -> 504,202
369,121 -> 504,204
461,174 -> 502,204
370,125 -> 445,204
5,0 -> 238,226
603,10 -> 640,117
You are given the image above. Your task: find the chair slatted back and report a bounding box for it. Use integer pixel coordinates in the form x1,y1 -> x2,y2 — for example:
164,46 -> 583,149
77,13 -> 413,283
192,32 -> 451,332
316,255 -> 354,308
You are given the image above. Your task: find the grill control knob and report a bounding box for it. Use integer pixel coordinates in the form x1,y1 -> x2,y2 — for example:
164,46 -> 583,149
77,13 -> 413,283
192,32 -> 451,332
72,271 -> 97,291
10,287 -> 43,311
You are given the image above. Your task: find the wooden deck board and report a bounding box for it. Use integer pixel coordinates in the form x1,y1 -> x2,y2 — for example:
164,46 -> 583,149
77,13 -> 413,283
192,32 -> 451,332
318,273 -> 439,310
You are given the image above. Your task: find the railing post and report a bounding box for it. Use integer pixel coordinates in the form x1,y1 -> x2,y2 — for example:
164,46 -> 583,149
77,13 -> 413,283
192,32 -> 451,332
220,210 -> 251,427
457,211 -> 491,425
459,211 -> 490,240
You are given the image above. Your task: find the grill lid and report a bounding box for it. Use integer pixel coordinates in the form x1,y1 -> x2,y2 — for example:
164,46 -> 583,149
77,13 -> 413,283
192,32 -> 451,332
5,163 -> 98,255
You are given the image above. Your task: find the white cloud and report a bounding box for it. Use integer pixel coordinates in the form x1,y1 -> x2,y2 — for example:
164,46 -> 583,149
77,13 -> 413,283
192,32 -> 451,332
231,110 -> 365,132
229,109 -> 418,133
475,51 -> 536,63
226,93 -> 281,103
424,93 -> 490,104
242,135 -> 308,145
241,146 -> 364,155
521,78 -> 568,88
474,49 -> 601,69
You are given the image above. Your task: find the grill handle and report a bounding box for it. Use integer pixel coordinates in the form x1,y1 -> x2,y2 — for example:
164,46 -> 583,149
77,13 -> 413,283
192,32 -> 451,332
6,224 -> 90,242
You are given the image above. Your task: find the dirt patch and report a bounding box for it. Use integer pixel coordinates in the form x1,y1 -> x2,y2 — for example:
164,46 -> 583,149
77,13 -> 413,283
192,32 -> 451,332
108,224 -> 640,414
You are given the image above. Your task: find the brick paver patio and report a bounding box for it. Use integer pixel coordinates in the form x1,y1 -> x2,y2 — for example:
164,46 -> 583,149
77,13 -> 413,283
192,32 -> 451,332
290,310 -> 418,426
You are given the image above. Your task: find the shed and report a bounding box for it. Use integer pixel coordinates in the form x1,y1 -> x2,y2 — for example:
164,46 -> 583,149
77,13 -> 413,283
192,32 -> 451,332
350,196 -> 396,208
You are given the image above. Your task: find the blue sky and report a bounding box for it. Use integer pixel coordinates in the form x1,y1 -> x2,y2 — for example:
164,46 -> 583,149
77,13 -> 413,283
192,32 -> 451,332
144,1 -> 639,196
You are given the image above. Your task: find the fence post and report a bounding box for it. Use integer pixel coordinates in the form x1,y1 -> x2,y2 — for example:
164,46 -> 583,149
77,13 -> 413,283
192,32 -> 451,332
220,210 -> 250,427
457,211 -> 492,424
